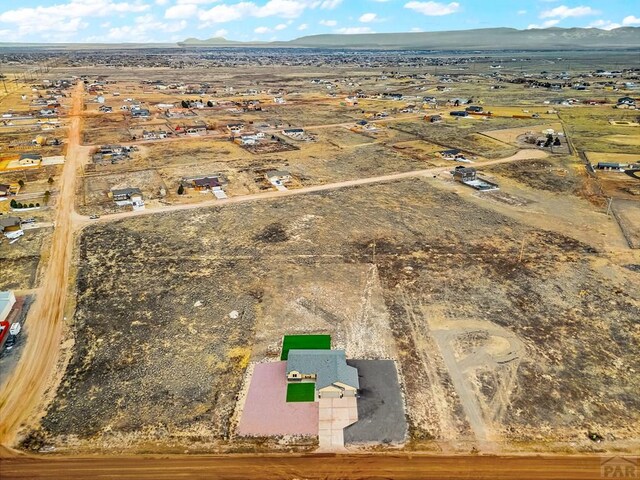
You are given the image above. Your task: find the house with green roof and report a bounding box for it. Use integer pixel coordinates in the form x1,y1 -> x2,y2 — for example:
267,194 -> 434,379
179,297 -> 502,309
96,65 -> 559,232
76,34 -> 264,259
286,349 -> 359,400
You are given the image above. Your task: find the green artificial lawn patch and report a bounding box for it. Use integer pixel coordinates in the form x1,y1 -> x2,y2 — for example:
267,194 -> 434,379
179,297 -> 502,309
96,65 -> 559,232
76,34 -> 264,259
280,334 -> 331,360
286,382 -> 316,402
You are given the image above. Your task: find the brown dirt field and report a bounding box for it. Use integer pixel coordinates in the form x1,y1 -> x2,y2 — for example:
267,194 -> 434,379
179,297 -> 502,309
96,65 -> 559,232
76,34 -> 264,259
31,178 -> 640,455
482,123 -> 563,145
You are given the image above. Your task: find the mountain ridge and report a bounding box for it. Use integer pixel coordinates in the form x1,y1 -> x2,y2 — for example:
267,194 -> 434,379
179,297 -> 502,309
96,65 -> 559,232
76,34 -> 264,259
179,26 -> 640,50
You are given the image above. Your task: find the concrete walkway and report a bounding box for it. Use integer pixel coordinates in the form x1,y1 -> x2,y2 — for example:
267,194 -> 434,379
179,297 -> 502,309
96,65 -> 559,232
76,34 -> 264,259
318,397 -> 358,451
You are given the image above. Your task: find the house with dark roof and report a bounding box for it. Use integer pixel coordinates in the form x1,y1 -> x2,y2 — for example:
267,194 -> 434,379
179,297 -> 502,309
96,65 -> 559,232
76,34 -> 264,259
286,349 -> 359,400
183,174 -> 228,192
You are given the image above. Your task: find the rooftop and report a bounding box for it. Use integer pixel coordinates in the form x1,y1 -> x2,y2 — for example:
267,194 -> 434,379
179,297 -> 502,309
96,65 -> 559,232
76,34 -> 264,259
287,349 -> 359,390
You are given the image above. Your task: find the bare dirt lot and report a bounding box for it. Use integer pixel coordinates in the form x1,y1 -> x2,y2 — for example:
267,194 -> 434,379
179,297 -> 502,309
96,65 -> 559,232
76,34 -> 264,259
485,156 -> 580,193
0,228 -> 52,290
33,178 -> 640,454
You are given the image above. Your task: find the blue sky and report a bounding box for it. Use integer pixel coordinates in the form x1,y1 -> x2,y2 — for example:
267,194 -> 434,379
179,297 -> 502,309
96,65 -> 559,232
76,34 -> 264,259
0,0 -> 638,43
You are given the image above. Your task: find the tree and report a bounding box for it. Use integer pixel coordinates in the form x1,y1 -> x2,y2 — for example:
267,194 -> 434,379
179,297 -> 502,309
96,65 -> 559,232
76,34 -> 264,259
48,176 -> 54,184
177,184 -> 185,195
544,133 -> 553,148
28,203 -> 34,208
35,203 -> 40,207
18,179 -> 24,187
181,100 -> 188,108
553,137 -> 561,146
10,199 -> 17,208
207,100 -> 213,107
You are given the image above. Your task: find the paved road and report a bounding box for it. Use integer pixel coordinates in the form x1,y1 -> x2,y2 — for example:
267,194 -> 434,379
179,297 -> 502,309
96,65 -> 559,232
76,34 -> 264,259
0,82 -> 85,446
0,453 -> 621,479
82,149 -> 548,228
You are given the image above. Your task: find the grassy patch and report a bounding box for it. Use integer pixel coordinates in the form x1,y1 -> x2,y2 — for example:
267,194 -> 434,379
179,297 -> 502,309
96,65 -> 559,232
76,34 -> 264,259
286,382 -> 316,402
281,334 -> 331,360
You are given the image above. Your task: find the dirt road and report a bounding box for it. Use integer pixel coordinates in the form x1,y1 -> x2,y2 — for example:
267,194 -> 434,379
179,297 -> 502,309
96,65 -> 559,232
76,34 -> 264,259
0,453 -> 622,479
86,149 -> 549,227
0,82 -> 85,446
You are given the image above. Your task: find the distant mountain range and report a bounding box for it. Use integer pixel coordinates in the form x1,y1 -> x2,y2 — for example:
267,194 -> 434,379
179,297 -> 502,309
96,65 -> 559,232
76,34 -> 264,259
179,27 -> 640,50
0,27 -> 638,50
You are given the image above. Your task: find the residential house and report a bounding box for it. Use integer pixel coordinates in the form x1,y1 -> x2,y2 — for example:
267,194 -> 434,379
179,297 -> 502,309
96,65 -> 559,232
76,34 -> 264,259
596,162 -> 640,171
185,124 -> 207,135
281,128 -> 305,139
131,108 -> 150,118
100,145 -> 129,156
111,188 -> 144,210
18,153 -> 42,167
0,291 -> 16,323
226,123 -> 245,135
265,170 -> 292,184
0,216 -> 22,238
142,129 -> 168,140
439,149 -> 463,160
453,166 -> 499,191
286,349 -> 359,400
449,98 -> 469,106
238,132 -> 265,145
453,167 -> 477,183
183,174 -> 228,192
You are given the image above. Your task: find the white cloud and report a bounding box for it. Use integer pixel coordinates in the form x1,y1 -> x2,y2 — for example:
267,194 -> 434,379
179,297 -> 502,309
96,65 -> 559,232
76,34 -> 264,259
335,26 -> 373,34
319,19 -> 337,26
198,0 -> 326,25
274,23 -> 288,30
315,0 -> 342,8
622,15 -> 640,26
0,0 -> 149,38
106,15 -> 187,41
165,4 -> 198,19
359,12 -> 377,23
527,19 -> 560,29
213,28 -> 228,37
199,2 -> 252,23
254,0 -> 307,19
540,5 -> 599,19
176,0 -> 218,4
404,1 -> 460,16
297,23 -> 308,30
517,10 -> 527,15
155,0 -> 169,5
254,26 -> 271,33
588,19 -> 621,30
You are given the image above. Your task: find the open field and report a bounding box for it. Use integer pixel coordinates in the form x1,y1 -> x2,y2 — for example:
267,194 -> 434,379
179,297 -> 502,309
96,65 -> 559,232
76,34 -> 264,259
1,49 -> 640,468
31,178 -> 640,454
559,108 -> 640,154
